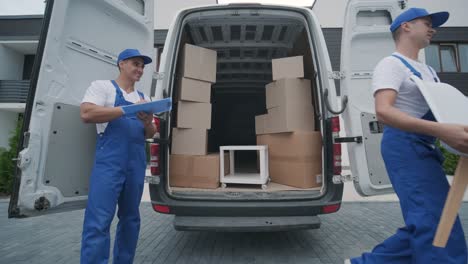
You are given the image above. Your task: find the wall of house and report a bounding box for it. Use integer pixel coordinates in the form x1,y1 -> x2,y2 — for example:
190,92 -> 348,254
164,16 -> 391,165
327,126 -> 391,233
0,44 -> 23,149
0,111 -> 18,149
0,44 -> 23,80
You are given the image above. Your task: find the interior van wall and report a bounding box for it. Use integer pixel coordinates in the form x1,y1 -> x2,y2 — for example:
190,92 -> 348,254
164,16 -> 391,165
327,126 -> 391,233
288,29 -> 319,130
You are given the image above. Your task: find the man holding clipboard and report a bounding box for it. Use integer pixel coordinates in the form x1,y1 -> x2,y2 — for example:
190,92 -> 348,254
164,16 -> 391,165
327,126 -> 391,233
348,8 -> 468,264
79,49 -> 157,263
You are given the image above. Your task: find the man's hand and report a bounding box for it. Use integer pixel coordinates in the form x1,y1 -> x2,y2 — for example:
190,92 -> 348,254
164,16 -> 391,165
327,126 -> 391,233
437,124 -> 468,154
137,111 -> 153,127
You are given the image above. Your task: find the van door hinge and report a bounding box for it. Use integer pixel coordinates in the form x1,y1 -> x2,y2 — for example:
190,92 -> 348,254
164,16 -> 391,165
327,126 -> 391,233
328,71 -> 345,80
332,174 -> 358,184
398,0 -> 408,9
153,72 -> 165,80
145,175 -> 160,184
334,136 -> 362,144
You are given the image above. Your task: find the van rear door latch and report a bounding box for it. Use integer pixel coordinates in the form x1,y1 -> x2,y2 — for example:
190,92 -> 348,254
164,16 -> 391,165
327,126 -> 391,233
334,136 -> 362,144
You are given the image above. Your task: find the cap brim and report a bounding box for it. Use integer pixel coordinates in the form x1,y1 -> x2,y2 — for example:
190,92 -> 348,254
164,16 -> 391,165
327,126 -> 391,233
139,55 -> 153,65
429,11 -> 449,28
126,55 -> 153,65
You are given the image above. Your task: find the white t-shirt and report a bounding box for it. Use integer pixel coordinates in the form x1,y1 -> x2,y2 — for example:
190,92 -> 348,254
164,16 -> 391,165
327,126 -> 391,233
372,52 -> 440,118
81,80 -> 151,134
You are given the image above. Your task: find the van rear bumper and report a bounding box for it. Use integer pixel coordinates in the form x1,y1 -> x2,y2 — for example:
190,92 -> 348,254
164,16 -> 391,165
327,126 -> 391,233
148,181 -> 343,217
174,215 -> 321,232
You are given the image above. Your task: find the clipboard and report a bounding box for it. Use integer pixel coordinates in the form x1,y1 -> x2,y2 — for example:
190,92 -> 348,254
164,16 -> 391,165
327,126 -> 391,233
121,98 -> 172,116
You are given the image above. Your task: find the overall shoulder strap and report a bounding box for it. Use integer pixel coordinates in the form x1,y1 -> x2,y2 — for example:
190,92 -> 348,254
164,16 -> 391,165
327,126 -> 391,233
110,80 -> 123,95
136,90 -> 145,100
391,54 -> 422,80
426,65 -> 439,83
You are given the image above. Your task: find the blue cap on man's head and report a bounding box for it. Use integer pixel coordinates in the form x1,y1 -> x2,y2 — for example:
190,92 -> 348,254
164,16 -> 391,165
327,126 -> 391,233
117,49 -> 152,65
390,8 -> 449,32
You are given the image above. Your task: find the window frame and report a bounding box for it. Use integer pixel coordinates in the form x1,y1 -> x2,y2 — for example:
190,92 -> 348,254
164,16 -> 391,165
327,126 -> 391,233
426,42 -> 468,73
439,43 -> 460,72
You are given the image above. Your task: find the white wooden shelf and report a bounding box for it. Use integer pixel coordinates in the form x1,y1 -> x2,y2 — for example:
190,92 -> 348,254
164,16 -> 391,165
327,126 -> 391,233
220,145 -> 269,189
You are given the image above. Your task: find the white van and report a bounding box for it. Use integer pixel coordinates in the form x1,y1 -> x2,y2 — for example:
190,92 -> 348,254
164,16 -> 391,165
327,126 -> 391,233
9,0 -> 403,230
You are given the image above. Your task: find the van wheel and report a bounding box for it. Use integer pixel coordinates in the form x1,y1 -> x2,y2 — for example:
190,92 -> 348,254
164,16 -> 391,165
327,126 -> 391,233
261,184 -> 267,190
221,183 -> 227,189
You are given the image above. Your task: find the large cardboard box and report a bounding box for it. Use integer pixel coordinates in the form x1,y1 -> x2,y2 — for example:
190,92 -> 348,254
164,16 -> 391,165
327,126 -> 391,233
272,56 -> 304,81
172,128 -> 208,155
255,114 -> 267,134
179,44 -> 217,83
170,153 -> 230,189
265,78 -> 312,109
264,104 -> 314,134
176,101 -> 211,129
176,77 -> 212,103
257,131 -> 322,188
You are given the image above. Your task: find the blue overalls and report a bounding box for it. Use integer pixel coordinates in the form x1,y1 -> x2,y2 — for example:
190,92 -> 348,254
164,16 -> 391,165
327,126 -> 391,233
81,80 -> 147,264
351,55 -> 467,263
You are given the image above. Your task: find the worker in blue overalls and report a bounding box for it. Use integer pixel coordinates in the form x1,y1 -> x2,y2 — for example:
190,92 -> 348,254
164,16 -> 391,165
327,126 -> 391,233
79,49 -> 157,263
347,8 -> 468,264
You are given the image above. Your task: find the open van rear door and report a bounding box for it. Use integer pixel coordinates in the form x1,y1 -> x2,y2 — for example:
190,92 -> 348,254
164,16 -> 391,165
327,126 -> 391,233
8,0 -> 154,217
340,0 -> 405,196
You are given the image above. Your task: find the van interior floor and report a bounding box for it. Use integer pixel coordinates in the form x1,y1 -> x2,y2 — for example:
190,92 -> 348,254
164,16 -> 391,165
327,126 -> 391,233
171,182 -> 321,193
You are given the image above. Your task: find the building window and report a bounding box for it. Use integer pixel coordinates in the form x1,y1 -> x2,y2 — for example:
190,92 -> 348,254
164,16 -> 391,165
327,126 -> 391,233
425,43 -> 468,73
460,44 -> 468,72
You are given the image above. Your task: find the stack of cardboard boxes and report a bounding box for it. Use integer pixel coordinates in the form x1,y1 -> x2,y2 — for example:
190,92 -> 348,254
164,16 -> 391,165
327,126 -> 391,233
256,56 -> 323,189
170,44 -> 229,189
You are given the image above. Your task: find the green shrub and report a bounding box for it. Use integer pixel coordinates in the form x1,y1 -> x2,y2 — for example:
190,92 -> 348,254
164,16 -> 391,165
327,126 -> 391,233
436,140 -> 459,175
0,116 -> 22,195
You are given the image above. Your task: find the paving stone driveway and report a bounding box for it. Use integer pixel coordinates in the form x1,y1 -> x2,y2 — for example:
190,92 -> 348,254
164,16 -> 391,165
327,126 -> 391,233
1,200 -> 467,264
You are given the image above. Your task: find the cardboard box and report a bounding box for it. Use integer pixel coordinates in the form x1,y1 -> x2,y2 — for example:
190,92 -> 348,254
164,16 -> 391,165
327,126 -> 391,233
255,114 -> 267,134
265,78 -> 312,109
179,44 -> 217,83
257,131 -> 322,188
272,56 -> 304,81
255,104 -> 314,135
170,153 -> 230,189
176,77 -> 212,103
172,128 -> 208,155
176,101 -> 211,129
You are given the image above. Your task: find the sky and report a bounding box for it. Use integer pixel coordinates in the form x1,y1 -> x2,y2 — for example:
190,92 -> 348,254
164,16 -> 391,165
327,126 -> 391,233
0,0 -> 315,15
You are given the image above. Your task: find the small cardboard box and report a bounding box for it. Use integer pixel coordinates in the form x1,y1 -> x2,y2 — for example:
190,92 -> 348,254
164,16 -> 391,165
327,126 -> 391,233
171,128 -> 208,155
176,101 -> 211,129
272,56 -> 304,81
170,153 -> 230,189
176,77 -> 212,103
257,131 -> 322,188
179,44 -> 217,83
265,78 -> 312,109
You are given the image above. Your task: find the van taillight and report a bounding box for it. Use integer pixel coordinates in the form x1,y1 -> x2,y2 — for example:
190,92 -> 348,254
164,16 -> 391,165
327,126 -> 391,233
153,204 -> 170,214
331,116 -> 342,175
322,203 -> 341,214
150,116 -> 161,176
150,143 -> 160,175
331,115 -> 340,132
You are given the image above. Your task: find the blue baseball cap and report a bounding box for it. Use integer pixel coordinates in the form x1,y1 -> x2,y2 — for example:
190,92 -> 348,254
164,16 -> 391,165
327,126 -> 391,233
117,49 -> 152,65
390,8 -> 449,32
